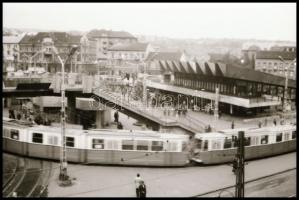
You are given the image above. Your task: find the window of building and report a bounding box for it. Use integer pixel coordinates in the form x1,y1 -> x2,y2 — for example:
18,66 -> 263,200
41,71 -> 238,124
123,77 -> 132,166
66,137 -> 75,147
261,135 -> 268,144
136,140 -> 149,151
122,140 -> 134,150
292,131 -> 296,139
47,136 -> 58,145
32,133 -> 43,144
223,138 -> 232,149
151,141 -> 163,151
276,133 -> 283,142
92,139 -> 104,149
11,129 -> 19,140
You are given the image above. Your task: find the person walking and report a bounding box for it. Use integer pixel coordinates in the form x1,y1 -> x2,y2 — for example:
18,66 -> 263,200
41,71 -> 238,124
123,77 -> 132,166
135,173 -> 142,197
114,111 -> 119,123
258,121 -> 262,128
138,180 -> 147,198
273,118 -> 277,126
231,120 -> 235,129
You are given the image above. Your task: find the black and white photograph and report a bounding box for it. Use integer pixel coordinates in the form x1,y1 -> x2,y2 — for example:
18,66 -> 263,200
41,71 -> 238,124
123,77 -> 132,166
2,2 -> 296,198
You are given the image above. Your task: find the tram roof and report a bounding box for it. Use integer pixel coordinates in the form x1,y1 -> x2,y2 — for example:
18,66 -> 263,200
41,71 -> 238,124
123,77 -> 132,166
25,125 -> 189,140
159,61 -> 296,88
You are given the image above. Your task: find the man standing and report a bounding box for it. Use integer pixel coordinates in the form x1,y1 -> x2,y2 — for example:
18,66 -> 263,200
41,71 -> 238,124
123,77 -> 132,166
139,180 -> 147,198
134,173 -> 142,197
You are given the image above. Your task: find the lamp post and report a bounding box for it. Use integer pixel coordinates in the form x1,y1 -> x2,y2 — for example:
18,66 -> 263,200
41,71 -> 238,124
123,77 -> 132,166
278,56 -> 296,113
52,45 -> 79,182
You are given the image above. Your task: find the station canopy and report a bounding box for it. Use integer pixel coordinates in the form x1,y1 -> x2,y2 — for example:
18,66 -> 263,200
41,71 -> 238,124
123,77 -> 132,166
159,61 -> 296,88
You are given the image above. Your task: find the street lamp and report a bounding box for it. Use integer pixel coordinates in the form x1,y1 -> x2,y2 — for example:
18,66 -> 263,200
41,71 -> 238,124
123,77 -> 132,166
52,44 -> 79,182
278,56 -> 296,113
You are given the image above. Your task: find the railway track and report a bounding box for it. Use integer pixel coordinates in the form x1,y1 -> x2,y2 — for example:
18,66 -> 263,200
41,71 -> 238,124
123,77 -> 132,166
2,155 -> 53,198
3,158 -> 27,197
193,168 -> 296,197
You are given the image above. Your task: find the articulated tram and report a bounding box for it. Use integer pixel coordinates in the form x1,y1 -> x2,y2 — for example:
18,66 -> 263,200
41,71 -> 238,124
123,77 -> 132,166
191,125 -> 296,164
2,117 -> 190,167
2,117 -> 296,166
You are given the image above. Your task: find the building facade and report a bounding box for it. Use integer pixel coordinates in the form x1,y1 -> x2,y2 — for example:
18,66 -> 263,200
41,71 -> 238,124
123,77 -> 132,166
87,29 -> 138,60
255,50 -> 296,80
18,32 -> 97,73
3,34 -> 25,72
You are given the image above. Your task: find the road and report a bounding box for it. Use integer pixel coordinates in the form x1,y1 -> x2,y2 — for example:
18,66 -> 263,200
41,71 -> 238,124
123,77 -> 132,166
47,152 -> 296,197
197,169 -> 296,197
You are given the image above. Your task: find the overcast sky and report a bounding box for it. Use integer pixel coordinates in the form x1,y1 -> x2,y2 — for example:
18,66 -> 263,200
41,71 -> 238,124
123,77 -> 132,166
3,3 -> 296,41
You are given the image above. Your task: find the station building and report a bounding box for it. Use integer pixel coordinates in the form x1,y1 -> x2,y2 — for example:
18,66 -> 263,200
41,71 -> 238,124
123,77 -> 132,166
146,61 -> 296,116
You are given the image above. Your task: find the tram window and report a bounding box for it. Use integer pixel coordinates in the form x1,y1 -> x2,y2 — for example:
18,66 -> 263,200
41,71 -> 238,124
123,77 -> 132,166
261,135 -> 268,144
122,140 -> 134,150
244,137 -> 251,146
251,136 -> 259,146
211,140 -> 222,150
151,141 -> 163,151
284,133 -> 290,141
136,140 -> 149,151
276,133 -> 283,142
224,138 -> 232,149
203,140 -> 208,151
292,131 -> 296,139
47,136 -> 58,145
3,128 -> 10,138
32,133 -> 43,144
66,137 -> 75,147
196,139 -> 202,149
92,139 -> 104,149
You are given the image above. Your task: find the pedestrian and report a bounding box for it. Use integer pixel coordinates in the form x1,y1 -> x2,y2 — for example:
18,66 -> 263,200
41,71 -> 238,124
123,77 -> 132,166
258,121 -> 262,128
231,120 -> 235,129
138,180 -> 147,198
273,118 -> 277,126
135,173 -> 142,198
114,111 -> 119,123
17,112 -> 22,120
117,122 -> 123,129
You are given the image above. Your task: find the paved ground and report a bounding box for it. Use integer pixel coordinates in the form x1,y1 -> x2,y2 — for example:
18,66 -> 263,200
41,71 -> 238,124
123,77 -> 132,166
47,152 -> 296,197
199,169 -> 296,197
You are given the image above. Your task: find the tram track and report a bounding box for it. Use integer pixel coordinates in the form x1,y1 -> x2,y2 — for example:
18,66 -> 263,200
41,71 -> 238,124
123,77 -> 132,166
193,168 -> 296,197
3,158 -> 27,197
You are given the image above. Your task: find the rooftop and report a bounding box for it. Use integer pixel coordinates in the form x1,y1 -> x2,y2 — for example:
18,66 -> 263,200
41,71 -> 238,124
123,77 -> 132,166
108,42 -> 149,52
87,29 -> 136,39
256,51 -> 296,60
159,61 -> 296,88
145,51 -> 183,61
3,34 -> 25,44
19,32 -> 82,44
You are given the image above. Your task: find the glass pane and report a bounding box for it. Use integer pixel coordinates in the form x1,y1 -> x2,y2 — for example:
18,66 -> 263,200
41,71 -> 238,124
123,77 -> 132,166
151,141 -> 163,151
11,129 -> 19,140
276,133 -> 283,142
224,138 -> 232,149
66,137 -> 75,147
122,140 -> 134,150
136,140 -> 148,151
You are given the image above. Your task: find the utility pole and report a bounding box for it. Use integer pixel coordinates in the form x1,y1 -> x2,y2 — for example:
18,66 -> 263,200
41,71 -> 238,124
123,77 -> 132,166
234,131 -> 245,197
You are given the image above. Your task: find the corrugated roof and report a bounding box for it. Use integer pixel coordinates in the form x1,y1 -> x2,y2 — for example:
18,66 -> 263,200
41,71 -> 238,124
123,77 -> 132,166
19,32 -> 81,44
108,42 -> 148,51
256,51 -> 296,60
87,29 -> 136,39
159,61 -> 296,88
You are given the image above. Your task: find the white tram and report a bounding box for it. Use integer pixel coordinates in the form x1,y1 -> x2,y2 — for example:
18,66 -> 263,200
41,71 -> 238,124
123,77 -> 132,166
191,125 -> 296,164
2,118 -> 190,167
